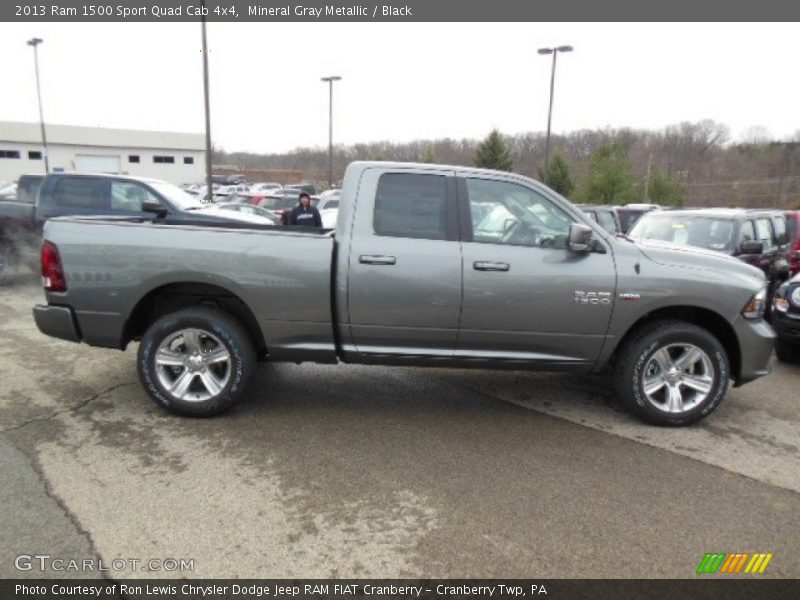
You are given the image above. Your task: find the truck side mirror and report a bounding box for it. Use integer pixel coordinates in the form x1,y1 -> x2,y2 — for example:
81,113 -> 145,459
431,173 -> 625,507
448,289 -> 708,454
568,223 -> 594,253
739,240 -> 764,255
142,201 -> 168,219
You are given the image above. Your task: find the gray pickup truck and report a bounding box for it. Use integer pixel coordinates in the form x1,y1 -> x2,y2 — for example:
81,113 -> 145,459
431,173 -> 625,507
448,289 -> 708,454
33,162 -> 775,425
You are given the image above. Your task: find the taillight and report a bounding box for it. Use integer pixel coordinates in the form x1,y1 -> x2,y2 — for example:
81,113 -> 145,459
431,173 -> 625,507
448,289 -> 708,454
41,241 -> 67,292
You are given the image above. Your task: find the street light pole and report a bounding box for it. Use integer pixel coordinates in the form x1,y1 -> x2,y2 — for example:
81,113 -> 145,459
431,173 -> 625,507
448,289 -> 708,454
200,2 -> 214,202
321,76 -> 341,189
537,45 -> 573,183
27,37 -> 49,174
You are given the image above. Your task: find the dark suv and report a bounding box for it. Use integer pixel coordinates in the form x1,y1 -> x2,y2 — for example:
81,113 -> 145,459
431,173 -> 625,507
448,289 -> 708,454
785,210 -> 800,276
772,272 -> 800,361
628,208 -> 791,306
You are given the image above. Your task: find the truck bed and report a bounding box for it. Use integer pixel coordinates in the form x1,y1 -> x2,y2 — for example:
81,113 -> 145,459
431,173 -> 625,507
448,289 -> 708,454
43,217 -> 337,362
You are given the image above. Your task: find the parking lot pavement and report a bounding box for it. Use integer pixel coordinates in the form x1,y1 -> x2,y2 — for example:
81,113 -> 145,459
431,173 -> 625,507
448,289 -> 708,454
2,273 -> 799,578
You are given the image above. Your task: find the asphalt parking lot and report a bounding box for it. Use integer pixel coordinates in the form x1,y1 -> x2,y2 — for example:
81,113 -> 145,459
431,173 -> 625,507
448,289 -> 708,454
1,272 -> 799,579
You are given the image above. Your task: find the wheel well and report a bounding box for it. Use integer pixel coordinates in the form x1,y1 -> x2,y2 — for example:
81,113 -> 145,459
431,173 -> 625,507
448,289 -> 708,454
614,306 -> 742,382
123,282 -> 267,358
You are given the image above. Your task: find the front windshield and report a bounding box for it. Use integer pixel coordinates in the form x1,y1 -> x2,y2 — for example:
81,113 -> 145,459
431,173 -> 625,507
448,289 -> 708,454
149,181 -> 203,211
629,213 -> 735,252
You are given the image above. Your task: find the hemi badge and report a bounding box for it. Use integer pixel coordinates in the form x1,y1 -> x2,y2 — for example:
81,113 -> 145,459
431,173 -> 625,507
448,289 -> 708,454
619,293 -> 641,301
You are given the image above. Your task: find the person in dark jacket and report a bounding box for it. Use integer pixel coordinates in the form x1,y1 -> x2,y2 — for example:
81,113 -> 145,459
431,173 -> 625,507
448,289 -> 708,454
288,193 -> 322,227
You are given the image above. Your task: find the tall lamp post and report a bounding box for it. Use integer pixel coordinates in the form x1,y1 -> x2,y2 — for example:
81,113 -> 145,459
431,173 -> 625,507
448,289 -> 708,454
200,2 -> 214,202
27,37 -> 49,174
537,45 -> 573,183
321,75 -> 341,189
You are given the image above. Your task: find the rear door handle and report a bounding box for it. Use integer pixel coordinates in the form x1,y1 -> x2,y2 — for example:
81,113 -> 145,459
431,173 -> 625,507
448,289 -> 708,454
360,255 -> 397,265
473,261 -> 510,272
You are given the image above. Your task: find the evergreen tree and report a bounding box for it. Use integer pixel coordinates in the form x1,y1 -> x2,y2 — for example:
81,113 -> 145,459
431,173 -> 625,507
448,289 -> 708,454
645,167 -> 684,206
474,129 -> 513,171
580,142 -> 636,204
538,152 -> 574,198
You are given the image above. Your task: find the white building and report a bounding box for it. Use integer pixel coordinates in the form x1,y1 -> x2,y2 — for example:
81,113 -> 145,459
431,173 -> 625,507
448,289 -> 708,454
0,121 -> 205,185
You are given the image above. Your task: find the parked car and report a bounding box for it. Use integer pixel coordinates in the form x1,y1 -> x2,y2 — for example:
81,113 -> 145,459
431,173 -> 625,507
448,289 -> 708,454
616,204 -> 660,233
772,272 -> 800,362
196,202 -> 280,225
319,207 -> 338,229
250,182 -> 283,193
315,196 -> 340,212
256,194 -> 301,224
628,208 -> 791,309
0,172 -> 245,283
576,204 -> 622,235
0,183 -> 18,201
784,210 -> 800,276
292,182 -> 317,195
33,162 -> 774,426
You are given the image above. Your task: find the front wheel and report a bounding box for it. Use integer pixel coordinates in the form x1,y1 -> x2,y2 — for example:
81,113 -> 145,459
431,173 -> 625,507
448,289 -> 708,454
137,307 -> 256,417
0,243 -> 13,285
614,320 -> 730,426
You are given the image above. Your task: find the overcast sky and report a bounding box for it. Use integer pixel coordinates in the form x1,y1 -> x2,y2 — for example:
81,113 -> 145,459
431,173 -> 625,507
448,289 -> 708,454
1,22 -> 798,153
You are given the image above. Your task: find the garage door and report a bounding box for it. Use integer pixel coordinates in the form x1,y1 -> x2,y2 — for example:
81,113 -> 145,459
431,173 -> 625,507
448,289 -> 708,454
75,154 -> 121,174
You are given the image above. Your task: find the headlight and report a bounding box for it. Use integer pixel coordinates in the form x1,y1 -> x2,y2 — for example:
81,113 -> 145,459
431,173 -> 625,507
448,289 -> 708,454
742,287 -> 767,319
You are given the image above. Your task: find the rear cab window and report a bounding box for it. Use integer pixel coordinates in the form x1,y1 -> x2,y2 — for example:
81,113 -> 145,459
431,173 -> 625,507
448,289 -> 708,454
52,176 -> 109,209
373,173 -> 449,240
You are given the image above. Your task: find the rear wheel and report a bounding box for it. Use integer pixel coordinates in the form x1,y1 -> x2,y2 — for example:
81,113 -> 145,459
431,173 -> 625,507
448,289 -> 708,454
137,306 -> 256,417
614,320 -> 729,426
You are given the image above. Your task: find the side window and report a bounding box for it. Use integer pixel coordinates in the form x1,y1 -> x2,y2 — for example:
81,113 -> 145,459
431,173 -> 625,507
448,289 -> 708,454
596,211 -> 618,234
374,173 -> 447,240
465,178 -> 574,248
110,181 -> 159,211
773,216 -> 787,245
326,200 -> 339,209
52,177 -> 108,209
740,220 -> 755,242
755,218 -> 775,249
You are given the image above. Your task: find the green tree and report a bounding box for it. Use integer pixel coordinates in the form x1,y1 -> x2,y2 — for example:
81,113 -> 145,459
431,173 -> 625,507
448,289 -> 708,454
474,129 -> 513,171
580,142 -> 636,204
645,167 -> 684,206
538,152 -> 574,198
422,146 -> 435,164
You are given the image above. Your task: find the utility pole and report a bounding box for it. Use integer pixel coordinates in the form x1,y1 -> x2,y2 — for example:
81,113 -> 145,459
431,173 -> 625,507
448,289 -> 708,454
321,76 -> 341,189
643,152 -> 653,202
537,45 -> 573,183
201,1 -> 213,201
27,37 -> 49,174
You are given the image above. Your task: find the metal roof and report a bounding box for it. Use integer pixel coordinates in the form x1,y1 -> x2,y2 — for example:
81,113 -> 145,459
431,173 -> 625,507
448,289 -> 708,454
0,120 -> 204,151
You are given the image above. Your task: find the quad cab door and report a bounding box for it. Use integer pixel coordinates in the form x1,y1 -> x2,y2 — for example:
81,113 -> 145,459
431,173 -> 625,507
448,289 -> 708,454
456,174 -> 616,366
345,167 -> 462,357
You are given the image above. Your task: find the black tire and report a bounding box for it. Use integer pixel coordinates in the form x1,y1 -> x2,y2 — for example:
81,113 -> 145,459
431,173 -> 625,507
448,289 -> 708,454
775,339 -> 799,363
0,243 -> 12,286
614,320 -> 730,426
137,306 -> 256,417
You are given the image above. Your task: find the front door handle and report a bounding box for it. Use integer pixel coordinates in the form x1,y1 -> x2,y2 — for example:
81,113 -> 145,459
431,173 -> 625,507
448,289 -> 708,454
360,255 -> 397,265
473,261 -> 510,272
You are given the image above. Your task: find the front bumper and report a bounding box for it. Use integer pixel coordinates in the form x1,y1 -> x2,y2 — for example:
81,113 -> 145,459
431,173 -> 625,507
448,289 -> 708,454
33,304 -> 81,343
731,316 -> 776,386
772,310 -> 800,344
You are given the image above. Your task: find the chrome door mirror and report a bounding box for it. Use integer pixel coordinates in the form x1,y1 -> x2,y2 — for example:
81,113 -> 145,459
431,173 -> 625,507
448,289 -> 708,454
568,223 -> 594,252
